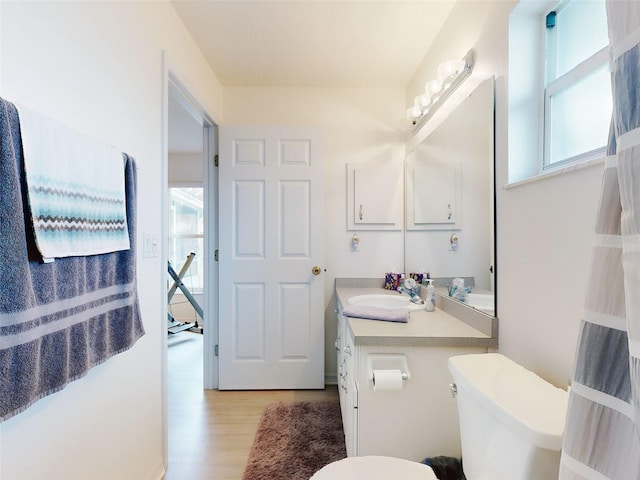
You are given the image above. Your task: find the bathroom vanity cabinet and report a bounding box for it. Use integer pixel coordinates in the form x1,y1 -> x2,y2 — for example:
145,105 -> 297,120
336,311 -> 358,456
335,285 -> 496,462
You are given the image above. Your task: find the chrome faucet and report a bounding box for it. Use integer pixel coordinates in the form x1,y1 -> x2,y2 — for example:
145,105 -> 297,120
398,279 -> 424,305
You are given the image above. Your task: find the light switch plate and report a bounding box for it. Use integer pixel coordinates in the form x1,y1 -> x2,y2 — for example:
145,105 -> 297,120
143,233 -> 159,258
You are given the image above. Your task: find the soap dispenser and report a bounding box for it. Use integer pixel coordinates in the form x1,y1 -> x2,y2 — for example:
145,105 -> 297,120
425,279 -> 435,312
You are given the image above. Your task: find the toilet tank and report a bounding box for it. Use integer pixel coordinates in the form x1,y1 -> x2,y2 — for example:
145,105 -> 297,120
448,353 -> 569,480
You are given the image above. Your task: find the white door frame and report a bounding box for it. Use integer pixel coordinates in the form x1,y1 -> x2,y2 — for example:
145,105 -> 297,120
165,72 -> 219,389
160,52 -> 219,467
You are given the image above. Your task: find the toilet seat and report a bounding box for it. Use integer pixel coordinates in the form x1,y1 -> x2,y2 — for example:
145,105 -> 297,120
311,456 -> 438,479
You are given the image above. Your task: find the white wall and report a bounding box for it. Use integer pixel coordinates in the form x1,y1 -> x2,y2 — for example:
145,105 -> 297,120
499,166 -> 601,386
223,86 -> 406,378
0,2 -> 222,479
407,0 -> 603,387
169,152 -> 204,184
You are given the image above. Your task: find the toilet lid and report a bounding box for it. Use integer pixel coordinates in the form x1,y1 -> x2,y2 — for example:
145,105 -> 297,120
311,456 -> 438,480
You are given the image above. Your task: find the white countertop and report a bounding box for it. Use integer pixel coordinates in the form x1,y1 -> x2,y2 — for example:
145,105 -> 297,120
336,286 -> 494,348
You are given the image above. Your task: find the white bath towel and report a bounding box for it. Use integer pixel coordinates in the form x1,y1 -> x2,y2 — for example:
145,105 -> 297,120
16,104 -> 129,261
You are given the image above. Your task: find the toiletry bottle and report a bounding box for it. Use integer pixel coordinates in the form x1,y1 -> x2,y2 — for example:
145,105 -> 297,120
425,279 -> 435,312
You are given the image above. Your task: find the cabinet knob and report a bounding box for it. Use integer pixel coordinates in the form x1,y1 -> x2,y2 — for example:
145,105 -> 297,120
312,266 -> 322,275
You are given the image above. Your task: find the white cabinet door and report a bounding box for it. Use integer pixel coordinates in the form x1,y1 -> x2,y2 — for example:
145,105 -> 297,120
344,330 -> 358,456
338,310 -> 358,456
218,126 -> 324,389
406,162 -> 461,230
414,164 -> 458,224
347,163 -> 403,231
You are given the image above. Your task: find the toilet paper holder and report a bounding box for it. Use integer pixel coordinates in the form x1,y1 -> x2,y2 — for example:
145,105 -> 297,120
366,354 -> 410,385
377,371 -> 409,381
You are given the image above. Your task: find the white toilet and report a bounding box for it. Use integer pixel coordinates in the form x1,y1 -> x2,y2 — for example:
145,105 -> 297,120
312,353 -> 569,480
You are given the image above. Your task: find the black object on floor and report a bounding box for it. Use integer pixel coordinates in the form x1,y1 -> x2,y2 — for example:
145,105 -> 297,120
422,456 -> 466,480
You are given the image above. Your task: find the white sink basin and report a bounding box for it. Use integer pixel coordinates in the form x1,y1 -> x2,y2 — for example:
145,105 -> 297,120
347,294 -> 424,311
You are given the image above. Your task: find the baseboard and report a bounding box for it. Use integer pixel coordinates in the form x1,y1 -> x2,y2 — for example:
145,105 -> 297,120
325,373 -> 337,386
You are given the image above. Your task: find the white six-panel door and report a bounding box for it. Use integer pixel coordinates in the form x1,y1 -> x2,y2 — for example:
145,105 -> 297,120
218,126 -> 324,389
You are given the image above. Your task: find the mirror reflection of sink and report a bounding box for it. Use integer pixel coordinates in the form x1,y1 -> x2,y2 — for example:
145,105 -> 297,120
347,294 -> 424,311
465,293 -> 495,315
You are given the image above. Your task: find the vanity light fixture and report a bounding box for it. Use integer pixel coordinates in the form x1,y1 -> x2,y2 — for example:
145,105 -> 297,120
407,50 -> 474,132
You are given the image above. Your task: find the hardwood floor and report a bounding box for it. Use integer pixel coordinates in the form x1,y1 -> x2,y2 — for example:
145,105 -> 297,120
164,332 -> 339,480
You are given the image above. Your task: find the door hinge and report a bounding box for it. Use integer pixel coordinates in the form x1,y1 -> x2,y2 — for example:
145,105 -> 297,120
215,344 -> 219,356
214,249 -> 219,261
214,154 -> 219,167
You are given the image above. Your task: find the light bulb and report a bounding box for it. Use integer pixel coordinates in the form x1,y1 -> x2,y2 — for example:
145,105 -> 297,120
426,79 -> 443,102
416,94 -> 429,109
406,106 -> 421,121
437,60 -> 466,87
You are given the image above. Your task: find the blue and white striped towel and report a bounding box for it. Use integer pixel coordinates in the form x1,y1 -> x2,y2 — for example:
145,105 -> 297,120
16,104 -> 129,262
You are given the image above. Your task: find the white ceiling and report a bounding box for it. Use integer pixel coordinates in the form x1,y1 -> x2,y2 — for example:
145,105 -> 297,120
170,0 -> 458,88
168,1 -> 459,153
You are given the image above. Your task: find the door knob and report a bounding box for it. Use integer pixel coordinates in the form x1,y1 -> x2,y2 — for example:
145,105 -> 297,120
312,266 -> 322,275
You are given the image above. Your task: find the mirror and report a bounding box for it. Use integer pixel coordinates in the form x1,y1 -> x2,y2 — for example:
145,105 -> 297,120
404,77 -> 495,316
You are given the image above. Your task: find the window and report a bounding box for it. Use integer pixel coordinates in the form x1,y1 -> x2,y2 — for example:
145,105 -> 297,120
543,0 -> 611,168
169,187 -> 204,292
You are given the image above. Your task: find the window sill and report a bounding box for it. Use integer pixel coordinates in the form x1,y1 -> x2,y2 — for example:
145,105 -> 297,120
503,156 -> 605,190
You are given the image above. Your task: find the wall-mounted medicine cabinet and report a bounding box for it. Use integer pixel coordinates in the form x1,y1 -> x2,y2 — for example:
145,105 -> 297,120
347,163 -> 403,231
406,162 -> 461,230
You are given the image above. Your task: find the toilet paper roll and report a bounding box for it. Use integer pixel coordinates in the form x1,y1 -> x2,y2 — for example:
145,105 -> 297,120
372,369 -> 404,391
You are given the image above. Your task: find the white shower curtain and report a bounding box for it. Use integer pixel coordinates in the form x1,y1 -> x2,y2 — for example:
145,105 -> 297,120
559,1 -> 640,479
